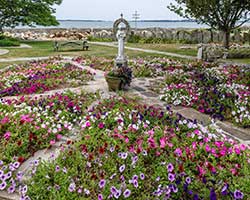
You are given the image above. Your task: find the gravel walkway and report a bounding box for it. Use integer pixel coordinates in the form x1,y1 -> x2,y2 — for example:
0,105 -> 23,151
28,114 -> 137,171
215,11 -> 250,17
89,41 -> 196,60
0,49 -> 9,55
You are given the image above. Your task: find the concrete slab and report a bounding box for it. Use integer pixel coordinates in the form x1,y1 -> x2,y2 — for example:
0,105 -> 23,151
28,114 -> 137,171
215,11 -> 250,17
216,121 -> 250,141
177,108 -> 212,126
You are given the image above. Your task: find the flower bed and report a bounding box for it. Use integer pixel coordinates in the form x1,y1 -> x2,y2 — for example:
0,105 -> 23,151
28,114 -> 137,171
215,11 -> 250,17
159,65 -> 250,127
0,91 -> 98,165
73,56 -> 198,78
24,97 -> 250,200
0,59 -> 94,97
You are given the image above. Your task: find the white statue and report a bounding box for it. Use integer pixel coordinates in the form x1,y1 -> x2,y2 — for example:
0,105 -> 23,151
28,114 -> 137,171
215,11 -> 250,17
116,25 -> 126,61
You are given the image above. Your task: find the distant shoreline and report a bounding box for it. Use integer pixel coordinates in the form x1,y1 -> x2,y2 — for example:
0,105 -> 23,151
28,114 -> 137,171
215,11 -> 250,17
57,19 -> 195,22
12,20 -> 250,29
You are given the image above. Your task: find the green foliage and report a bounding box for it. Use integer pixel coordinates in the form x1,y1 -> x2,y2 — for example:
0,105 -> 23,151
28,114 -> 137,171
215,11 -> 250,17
87,35 -> 114,42
0,0 -> 62,30
228,48 -> 250,58
168,0 -> 250,48
0,35 -> 20,46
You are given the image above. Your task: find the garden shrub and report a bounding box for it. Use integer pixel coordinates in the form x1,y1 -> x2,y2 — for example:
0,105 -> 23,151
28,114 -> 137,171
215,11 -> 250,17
0,34 -> 20,46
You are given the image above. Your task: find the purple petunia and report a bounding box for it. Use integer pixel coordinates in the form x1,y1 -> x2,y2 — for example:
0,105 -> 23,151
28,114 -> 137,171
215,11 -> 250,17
7,185 -> 15,193
121,152 -> 128,159
21,185 -> 28,194
234,190 -> 244,199
0,181 -> 7,190
99,179 -> 106,189
167,163 -> 174,172
168,173 -> 175,182
132,156 -> 138,164
123,189 -> 131,198
55,165 -> 60,172
110,186 -> 117,194
185,177 -> 191,184
140,173 -> 145,180
114,189 -> 121,199
133,180 -> 139,188
33,160 -> 39,166
13,162 -> 20,169
68,182 -> 76,192
119,164 -> 126,173
132,175 -> 138,181
221,184 -> 228,195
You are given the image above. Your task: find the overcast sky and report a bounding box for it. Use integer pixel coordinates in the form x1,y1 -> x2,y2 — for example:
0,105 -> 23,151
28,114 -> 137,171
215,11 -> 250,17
54,0 -> 183,21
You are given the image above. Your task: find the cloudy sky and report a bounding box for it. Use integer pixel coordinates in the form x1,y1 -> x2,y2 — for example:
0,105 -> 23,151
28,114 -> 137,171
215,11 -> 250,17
55,0 -> 183,21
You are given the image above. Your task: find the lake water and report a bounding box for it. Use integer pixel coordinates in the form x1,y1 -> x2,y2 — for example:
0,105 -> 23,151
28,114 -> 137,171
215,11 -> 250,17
19,20 -> 250,29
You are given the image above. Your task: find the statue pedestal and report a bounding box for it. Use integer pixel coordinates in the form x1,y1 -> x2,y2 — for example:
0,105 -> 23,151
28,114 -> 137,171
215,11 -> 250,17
115,57 -> 128,68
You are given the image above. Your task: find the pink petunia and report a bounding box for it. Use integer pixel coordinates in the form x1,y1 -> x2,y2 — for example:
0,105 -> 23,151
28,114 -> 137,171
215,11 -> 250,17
4,131 -> 11,140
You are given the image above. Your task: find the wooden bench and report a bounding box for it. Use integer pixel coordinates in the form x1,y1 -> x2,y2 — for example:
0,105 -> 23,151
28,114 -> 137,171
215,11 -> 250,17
54,40 -> 89,51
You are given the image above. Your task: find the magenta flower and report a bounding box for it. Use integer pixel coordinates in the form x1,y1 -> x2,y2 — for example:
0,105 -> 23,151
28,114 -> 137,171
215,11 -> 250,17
50,140 -> 56,145
98,122 -> 105,129
160,137 -> 166,148
4,131 -> 11,140
98,194 -> 103,200
174,148 -> 182,157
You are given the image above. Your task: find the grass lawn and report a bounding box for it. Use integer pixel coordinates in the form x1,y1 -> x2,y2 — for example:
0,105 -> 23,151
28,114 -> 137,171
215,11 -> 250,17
126,43 -> 198,56
0,61 -> 26,69
0,41 -> 186,60
227,58 -> 250,64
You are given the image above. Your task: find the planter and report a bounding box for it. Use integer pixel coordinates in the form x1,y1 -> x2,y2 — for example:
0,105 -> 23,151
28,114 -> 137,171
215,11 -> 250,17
105,75 -> 125,91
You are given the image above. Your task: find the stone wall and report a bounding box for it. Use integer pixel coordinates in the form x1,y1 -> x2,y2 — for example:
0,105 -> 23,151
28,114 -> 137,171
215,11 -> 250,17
4,27 -> 250,44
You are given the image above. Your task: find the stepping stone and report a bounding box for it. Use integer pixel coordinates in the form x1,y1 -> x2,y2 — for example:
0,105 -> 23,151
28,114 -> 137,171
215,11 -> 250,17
141,91 -> 158,97
133,86 -> 146,92
216,121 -> 250,141
164,104 -> 186,111
177,108 -> 212,126
0,191 -> 19,200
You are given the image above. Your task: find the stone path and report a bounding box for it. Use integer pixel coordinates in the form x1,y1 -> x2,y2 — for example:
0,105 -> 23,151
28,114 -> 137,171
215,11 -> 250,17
0,56 -> 50,63
89,42 -> 196,60
0,49 -> 9,56
7,44 -> 32,49
0,57 -> 250,200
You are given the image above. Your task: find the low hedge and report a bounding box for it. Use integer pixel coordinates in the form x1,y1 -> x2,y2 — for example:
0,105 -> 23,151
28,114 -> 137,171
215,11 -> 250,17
0,34 -> 20,47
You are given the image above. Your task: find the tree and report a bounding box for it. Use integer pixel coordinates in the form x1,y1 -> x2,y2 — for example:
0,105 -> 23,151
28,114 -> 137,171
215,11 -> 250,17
168,0 -> 250,48
0,0 -> 62,32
